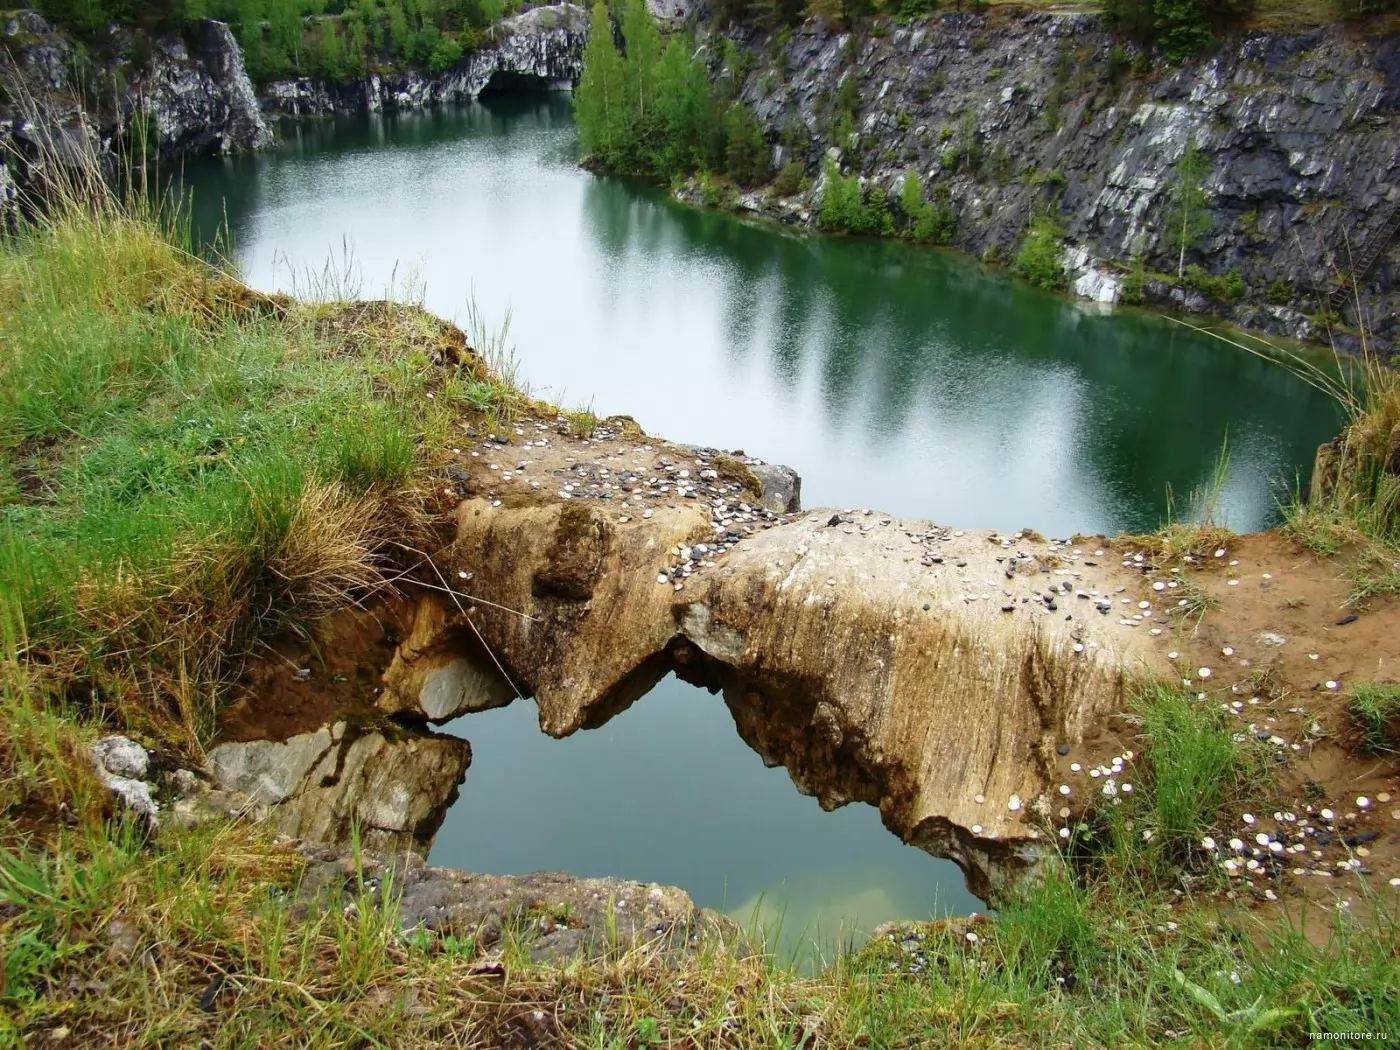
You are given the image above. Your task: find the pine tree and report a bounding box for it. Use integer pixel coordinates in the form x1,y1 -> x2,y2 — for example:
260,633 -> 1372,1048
723,102 -> 767,187
574,2 -> 628,166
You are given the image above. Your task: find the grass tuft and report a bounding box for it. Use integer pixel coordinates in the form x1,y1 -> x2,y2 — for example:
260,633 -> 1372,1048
1348,681 -> 1400,754
1136,683 -> 1251,858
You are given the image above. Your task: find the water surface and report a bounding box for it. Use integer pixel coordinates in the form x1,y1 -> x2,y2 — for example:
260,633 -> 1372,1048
178,93 -> 1341,952
435,677 -> 980,962
181,94 -> 1341,536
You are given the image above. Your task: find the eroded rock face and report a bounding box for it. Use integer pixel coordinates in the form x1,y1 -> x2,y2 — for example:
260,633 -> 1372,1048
1,11 -> 273,223
208,722 -> 469,853
673,517 -> 1137,898
378,453 -> 1158,898
709,13 -> 1400,350
260,4 -> 589,117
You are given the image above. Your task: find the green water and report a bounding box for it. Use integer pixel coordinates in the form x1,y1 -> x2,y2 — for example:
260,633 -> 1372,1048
179,92 -> 1341,951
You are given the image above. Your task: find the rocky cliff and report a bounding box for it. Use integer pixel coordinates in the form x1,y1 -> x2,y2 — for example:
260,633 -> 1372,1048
714,12 -> 1400,349
260,4 -> 589,117
0,11 -> 273,227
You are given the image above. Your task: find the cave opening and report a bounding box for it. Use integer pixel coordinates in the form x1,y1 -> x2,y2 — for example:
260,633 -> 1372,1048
478,70 -> 572,98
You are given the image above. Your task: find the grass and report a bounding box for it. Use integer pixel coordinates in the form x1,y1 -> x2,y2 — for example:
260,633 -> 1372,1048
1348,682 -> 1400,754
7,667 -> 1393,1047
1135,683 -> 1256,858
0,191 -> 534,752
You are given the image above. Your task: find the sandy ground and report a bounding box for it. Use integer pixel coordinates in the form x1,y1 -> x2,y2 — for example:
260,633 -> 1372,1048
1056,530 -> 1400,935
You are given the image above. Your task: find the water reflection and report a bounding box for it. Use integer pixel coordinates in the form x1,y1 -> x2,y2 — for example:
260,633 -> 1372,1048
176,93 -> 1341,539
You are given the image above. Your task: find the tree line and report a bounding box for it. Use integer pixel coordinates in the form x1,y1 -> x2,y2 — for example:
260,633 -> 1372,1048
33,0 -> 514,82
573,0 -> 769,185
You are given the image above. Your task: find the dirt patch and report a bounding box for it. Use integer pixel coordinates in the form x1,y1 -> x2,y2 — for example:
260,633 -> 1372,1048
219,599 -> 415,743
1050,530 -> 1400,935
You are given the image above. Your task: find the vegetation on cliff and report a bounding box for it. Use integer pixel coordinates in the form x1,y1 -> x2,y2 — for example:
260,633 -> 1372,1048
574,0 -> 770,185
31,0 -> 510,81
708,0 -> 1399,60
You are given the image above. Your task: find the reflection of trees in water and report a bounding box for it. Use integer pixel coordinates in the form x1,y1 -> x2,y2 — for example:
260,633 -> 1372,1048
578,179 -> 1341,530
185,107 -> 1342,534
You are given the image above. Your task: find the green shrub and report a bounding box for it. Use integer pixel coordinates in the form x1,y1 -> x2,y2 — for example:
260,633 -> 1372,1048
699,174 -> 724,208
867,187 -> 895,236
1119,254 -> 1147,305
1266,278 -> 1293,305
428,37 -> 463,74
1183,264 -> 1245,302
897,0 -> 937,18
818,159 -> 890,235
1107,43 -> 1132,77
772,159 -> 806,196
1015,217 -> 1067,290
898,172 -> 957,244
